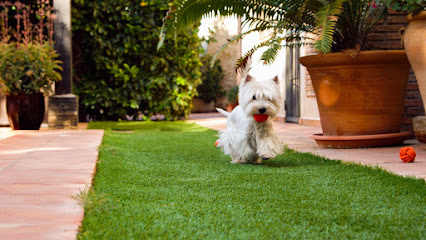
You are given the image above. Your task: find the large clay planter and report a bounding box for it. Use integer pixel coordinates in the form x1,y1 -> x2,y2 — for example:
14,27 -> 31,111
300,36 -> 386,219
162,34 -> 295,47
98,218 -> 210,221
404,11 -> 426,108
6,93 -> 45,130
299,50 -> 411,148
403,11 -> 426,143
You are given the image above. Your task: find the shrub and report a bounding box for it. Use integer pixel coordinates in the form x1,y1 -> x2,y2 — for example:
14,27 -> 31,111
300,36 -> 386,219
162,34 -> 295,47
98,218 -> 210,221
0,43 -> 62,94
196,54 -> 225,103
72,0 -> 202,120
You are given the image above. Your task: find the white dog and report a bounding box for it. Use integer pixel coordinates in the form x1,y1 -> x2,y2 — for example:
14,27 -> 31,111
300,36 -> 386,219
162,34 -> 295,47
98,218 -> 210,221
216,75 -> 283,164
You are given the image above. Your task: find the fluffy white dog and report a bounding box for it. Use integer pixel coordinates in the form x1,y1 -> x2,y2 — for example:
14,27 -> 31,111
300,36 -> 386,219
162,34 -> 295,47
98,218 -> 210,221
216,75 -> 283,164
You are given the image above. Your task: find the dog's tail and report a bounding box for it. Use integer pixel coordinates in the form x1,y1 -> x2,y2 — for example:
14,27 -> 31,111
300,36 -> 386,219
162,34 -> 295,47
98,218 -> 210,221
216,108 -> 230,117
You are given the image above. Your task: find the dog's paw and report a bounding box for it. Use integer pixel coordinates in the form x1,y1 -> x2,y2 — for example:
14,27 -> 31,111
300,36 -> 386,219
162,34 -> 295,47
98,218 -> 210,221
231,159 -> 248,164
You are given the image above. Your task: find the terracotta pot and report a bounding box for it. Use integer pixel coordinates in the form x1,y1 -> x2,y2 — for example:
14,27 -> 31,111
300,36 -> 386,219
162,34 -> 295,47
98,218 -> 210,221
226,103 -> 238,112
6,93 -> 45,130
404,11 -> 426,110
299,50 -> 411,147
403,11 -> 426,142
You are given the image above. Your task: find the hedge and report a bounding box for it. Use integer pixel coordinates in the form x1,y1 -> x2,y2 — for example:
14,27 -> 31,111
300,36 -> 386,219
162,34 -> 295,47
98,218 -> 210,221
72,0 -> 202,120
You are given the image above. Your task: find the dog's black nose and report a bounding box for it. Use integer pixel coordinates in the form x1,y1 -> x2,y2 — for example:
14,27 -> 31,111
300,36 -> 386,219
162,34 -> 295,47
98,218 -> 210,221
258,108 -> 266,114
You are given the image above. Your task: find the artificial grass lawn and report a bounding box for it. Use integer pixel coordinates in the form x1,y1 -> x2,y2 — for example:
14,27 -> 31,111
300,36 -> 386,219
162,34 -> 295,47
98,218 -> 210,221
79,121 -> 426,239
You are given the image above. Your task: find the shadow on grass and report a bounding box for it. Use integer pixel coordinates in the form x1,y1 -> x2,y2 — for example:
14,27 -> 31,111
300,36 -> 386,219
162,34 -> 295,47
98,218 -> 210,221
261,149 -> 341,168
89,120 -> 206,132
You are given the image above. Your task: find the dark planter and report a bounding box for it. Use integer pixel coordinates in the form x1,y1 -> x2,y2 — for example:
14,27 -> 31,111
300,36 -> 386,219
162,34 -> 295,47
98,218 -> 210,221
6,93 -> 45,130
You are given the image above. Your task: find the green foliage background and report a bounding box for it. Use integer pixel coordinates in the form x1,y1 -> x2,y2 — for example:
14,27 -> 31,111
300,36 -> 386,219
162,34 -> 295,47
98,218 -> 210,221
72,0 -> 202,120
196,54 -> 225,103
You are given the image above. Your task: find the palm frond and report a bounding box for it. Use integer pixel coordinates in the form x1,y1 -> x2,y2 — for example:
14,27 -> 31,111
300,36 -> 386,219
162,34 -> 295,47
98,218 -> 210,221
160,0 -> 378,66
314,0 -> 346,53
261,43 -> 282,65
210,26 -> 267,66
235,40 -> 273,72
159,0 -> 317,49
234,23 -> 315,71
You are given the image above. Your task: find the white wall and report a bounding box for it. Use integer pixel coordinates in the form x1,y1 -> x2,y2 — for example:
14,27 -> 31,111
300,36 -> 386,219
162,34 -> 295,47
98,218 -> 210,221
299,46 -> 320,124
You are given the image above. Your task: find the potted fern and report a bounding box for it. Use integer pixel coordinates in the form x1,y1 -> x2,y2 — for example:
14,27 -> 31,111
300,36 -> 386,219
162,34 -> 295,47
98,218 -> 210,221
0,1 -> 62,130
159,0 -> 412,148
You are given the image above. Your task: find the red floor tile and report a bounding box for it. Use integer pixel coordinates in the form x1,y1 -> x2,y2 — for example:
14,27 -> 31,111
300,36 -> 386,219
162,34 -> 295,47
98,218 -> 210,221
0,129 -> 103,240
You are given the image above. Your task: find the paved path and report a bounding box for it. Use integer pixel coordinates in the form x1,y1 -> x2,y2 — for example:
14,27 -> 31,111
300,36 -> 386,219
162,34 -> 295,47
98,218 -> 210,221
0,129 -> 104,240
188,113 -> 426,180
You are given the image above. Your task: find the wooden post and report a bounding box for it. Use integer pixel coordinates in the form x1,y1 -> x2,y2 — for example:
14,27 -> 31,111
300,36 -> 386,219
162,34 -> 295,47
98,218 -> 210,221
48,0 -> 78,129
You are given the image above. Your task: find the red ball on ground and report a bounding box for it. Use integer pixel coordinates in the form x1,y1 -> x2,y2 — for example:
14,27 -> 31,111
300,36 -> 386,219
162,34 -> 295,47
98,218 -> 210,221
399,147 -> 416,163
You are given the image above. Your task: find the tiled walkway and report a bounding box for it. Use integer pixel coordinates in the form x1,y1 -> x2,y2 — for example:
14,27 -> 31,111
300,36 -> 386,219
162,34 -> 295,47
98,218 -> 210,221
0,128 -> 104,240
188,112 -> 426,180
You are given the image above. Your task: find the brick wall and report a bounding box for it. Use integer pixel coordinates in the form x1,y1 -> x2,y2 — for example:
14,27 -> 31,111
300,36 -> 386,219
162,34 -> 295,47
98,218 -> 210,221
367,10 -> 425,132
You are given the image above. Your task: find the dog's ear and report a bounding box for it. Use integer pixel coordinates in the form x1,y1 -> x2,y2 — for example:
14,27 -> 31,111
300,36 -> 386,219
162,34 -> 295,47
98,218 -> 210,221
243,74 -> 253,84
272,75 -> 279,84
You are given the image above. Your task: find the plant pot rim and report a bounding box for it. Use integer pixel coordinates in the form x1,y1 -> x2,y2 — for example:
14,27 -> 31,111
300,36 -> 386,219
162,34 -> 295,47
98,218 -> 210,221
299,50 -> 408,68
311,132 -> 411,148
407,11 -> 426,22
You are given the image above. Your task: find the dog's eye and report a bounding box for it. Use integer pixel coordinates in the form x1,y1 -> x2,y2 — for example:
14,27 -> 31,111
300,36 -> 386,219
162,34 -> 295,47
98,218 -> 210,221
252,95 -> 256,100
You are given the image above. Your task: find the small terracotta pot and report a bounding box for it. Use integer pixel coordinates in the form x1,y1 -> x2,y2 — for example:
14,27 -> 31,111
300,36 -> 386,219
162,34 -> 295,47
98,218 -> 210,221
6,93 -> 45,130
226,103 -> 238,112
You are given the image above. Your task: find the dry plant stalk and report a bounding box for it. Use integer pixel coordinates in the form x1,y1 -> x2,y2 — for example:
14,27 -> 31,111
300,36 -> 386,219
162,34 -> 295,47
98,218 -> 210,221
0,0 -> 56,45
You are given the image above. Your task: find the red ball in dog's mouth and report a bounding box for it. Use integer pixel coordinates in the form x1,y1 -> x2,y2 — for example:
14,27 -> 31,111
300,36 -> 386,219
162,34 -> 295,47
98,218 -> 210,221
253,114 -> 268,123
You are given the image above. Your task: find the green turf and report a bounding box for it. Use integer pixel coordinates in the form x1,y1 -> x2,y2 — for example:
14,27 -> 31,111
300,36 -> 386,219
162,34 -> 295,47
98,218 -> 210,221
78,121 -> 426,239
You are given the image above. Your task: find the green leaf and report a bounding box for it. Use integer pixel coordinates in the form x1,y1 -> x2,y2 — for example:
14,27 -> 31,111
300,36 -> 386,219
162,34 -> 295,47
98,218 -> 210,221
314,0 -> 346,53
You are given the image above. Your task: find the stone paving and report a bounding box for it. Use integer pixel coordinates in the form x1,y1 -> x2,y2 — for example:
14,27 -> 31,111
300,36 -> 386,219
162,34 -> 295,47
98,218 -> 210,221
0,128 -> 103,240
188,112 -> 426,180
